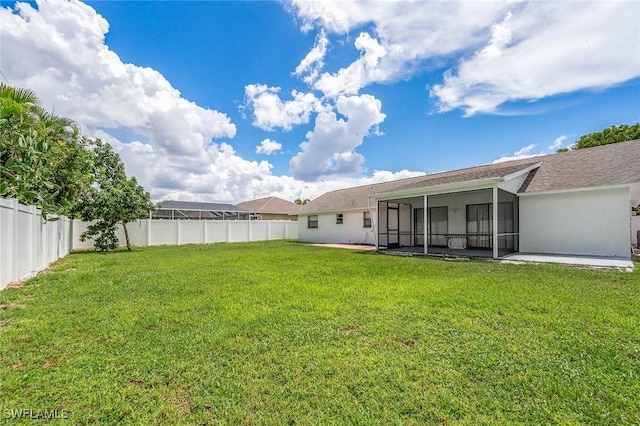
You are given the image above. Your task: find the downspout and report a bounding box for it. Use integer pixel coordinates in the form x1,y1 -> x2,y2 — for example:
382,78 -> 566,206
368,196 -> 379,250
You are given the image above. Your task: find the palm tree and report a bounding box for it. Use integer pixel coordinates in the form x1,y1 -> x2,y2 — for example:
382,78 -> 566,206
295,198 -> 310,205
0,84 -> 90,216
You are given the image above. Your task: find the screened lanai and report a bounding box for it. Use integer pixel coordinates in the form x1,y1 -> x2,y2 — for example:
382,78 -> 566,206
151,200 -> 258,220
374,188 -> 521,259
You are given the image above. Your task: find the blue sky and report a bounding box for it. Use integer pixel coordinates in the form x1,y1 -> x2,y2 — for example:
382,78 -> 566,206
1,0 -> 639,203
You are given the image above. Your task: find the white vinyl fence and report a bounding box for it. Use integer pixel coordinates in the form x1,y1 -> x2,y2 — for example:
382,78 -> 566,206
72,219 -> 298,250
1,197 -> 299,290
0,197 -> 72,289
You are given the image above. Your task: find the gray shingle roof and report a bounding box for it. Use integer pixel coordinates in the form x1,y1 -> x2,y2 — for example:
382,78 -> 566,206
158,200 -> 249,212
300,139 -> 640,214
518,139 -> 640,193
237,197 -> 301,214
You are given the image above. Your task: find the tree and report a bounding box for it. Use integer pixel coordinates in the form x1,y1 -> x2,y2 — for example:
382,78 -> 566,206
562,123 -> 640,151
0,84 -> 92,217
73,139 -> 156,251
295,198 -> 310,205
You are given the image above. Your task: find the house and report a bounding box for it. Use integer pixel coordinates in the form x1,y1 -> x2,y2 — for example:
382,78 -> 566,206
152,200 -> 257,220
237,196 -> 301,221
298,139 -> 640,260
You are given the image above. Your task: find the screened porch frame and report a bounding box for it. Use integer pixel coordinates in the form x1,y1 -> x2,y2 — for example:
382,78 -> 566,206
372,185 -> 519,259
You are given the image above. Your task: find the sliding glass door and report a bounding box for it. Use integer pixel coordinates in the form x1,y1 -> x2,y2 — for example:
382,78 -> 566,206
428,206 -> 448,247
466,204 -> 492,248
466,202 -> 514,249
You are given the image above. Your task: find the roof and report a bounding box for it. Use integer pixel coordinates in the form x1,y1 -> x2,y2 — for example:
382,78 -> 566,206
300,139 -> 640,214
236,196 -> 301,215
518,139 -> 640,193
158,200 -> 249,213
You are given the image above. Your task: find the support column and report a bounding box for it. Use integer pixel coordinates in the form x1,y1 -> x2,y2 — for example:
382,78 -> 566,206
375,201 -> 380,251
492,187 -> 499,259
423,195 -> 428,255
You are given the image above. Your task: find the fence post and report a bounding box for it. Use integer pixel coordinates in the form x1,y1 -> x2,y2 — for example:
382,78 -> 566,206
203,220 -> 207,244
227,220 -> 231,243
248,220 -> 252,242
11,199 -> 18,282
176,220 -> 181,245
267,221 -> 271,240
285,221 -> 289,240
26,206 -> 38,274
40,213 -> 46,270
146,219 -> 151,246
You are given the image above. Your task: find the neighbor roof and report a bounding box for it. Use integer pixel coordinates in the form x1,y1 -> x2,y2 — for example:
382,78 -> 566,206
158,200 -> 249,213
299,139 -> 640,214
237,196 -> 301,215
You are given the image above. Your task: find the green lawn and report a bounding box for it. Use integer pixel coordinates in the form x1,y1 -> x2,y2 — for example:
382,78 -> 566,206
1,241 -> 638,425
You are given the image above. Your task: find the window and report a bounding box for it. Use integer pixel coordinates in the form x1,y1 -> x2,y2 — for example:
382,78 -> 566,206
363,211 -> 372,228
308,215 -> 318,229
336,213 -> 344,224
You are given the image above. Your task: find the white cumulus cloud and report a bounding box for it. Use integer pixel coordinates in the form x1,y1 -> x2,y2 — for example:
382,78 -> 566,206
493,144 -> 544,163
313,32 -> 387,98
289,0 -> 640,115
293,30 -> 329,84
549,135 -> 568,150
244,84 -> 324,131
256,139 -> 282,155
430,3 -> 640,115
290,94 -> 386,180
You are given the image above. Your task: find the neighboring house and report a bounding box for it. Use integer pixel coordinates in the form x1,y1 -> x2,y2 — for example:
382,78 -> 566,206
298,139 -> 640,260
152,200 -> 256,220
237,196 -> 301,221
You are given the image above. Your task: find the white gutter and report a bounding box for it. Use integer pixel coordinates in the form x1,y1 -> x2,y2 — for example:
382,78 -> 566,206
518,183 -> 636,197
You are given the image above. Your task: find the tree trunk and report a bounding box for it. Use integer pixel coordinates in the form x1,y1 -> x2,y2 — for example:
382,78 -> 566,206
122,222 -> 131,251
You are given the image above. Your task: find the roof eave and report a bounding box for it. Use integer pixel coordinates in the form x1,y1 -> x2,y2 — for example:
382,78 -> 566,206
369,177 -> 504,201
503,162 -> 542,181
299,206 -> 369,215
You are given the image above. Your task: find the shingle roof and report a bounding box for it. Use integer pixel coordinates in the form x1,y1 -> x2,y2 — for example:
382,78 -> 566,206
236,196 -> 301,214
518,139 -> 640,193
158,200 -> 249,212
300,139 -> 640,214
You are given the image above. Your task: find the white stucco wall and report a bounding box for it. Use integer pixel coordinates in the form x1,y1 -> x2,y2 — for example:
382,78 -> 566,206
519,187 -> 631,258
298,210 -> 376,245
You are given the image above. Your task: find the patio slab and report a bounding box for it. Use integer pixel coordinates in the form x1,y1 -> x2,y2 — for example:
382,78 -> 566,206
502,253 -> 634,269
312,243 -> 377,252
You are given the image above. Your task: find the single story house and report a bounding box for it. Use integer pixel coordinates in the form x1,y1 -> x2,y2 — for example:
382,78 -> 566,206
298,139 -> 640,260
152,200 -> 257,220
237,196 -> 301,221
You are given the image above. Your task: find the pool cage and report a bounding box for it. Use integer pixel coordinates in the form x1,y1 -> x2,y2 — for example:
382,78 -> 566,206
151,200 -> 260,220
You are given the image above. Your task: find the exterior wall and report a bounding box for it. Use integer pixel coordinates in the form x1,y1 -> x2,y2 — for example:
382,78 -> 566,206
298,211 -> 376,245
519,187 -> 631,258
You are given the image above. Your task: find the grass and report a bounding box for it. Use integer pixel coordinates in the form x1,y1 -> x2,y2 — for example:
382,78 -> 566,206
1,241 -> 639,425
